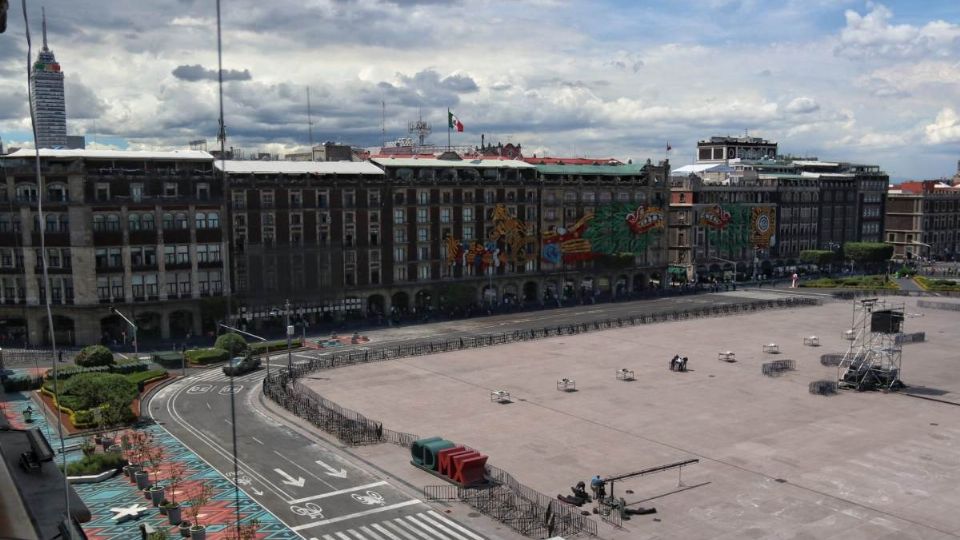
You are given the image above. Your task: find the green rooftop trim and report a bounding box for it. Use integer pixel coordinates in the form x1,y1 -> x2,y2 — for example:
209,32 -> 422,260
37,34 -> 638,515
534,164 -> 648,176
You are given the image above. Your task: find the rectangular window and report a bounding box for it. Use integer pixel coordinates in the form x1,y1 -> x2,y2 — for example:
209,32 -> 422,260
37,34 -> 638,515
394,209 -> 405,224
440,208 -> 451,223
163,183 -> 178,197
97,277 -> 110,300
289,190 -> 302,207
418,264 -> 430,280
368,191 -> 381,206
394,265 -> 407,281
394,228 -> 407,243
419,246 -> 430,260
261,190 -> 275,208
418,191 -> 430,205
418,227 -> 429,242
417,208 -> 428,223
344,190 -> 356,207
394,247 -> 406,263
462,227 -> 473,241
96,183 -> 110,201
463,207 -> 473,221
196,183 -> 210,200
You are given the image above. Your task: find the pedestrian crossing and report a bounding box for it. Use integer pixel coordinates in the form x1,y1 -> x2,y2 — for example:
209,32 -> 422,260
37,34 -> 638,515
308,511 -> 486,540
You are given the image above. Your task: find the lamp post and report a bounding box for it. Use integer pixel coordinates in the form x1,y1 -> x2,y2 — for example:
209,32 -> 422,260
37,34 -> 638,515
218,323 -> 269,376
285,299 -> 293,373
709,256 -> 739,283
824,241 -> 840,275
110,307 -> 138,356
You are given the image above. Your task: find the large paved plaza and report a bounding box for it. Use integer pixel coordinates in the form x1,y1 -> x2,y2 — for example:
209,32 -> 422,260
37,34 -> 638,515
304,294 -> 960,539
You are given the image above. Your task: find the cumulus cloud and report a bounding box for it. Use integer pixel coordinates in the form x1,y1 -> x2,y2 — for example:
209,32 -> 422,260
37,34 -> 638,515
835,4 -> 960,59
172,64 -> 252,82
65,76 -> 108,119
925,108 -> 960,144
785,97 -> 820,114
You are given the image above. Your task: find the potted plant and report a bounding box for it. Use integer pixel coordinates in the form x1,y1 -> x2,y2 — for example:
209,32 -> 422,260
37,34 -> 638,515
159,498 -> 170,515
149,529 -> 169,540
120,433 -> 131,451
165,463 -> 186,525
146,446 -> 166,506
135,468 -> 151,490
177,520 -> 192,538
186,482 -> 213,540
230,518 -> 261,540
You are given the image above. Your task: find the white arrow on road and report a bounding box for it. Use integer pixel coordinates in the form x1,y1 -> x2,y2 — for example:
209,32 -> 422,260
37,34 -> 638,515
250,487 -> 264,496
274,468 -> 306,487
315,459 -> 348,479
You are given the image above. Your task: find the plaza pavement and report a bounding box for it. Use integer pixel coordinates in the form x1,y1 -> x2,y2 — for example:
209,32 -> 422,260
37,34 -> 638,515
302,294 -> 960,539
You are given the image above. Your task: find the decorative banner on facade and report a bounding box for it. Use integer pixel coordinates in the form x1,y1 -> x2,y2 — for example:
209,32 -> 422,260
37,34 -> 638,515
699,204 -> 732,231
625,205 -> 665,235
447,204 -> 532,270
750,206 -> 776,247
541,203 -> 663,263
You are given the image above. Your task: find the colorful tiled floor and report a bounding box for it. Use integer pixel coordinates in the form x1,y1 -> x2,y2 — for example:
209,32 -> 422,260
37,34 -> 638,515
2,381 -> 300,539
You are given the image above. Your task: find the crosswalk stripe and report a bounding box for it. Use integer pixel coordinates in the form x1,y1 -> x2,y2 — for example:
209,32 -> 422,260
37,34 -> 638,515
404,515 -> 452,539
345,531 -> 365,540
372,523 -> 405,540
359,526 -> 386,540
393,517 -> 435,539
384,520 -> 420,540
334,533 -> 352,540
320,535 -> 336,540
417,513 -> 471,540
425,512 -> 484,540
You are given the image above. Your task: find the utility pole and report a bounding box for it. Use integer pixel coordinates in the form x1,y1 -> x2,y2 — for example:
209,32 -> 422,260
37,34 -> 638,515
111,307 -> 138,356
285,299 -> 293,373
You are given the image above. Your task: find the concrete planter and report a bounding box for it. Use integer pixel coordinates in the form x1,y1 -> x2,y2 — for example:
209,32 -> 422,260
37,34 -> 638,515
149,486 -> 165,507
126,464 -> 142,481
167,505 -> 182,525
66,468 -> 120,484
178,522 -> 191,537
134,470 -> 150,490
190,526 -> 206,540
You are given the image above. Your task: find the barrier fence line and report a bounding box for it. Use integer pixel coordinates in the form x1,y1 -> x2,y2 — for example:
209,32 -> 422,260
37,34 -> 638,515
917,299 -> 960,311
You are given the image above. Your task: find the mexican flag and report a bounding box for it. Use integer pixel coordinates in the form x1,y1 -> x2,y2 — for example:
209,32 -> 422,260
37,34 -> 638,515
448,110 -> 464,132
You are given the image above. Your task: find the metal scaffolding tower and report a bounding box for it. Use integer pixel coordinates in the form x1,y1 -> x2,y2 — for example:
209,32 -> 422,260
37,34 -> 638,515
837,298 -> 905,391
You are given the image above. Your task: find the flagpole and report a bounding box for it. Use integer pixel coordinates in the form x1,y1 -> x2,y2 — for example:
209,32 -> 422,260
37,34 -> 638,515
447,108 -> 451,150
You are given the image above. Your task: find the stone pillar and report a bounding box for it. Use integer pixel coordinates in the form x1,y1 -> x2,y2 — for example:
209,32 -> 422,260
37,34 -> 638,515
160,310 -> 171,340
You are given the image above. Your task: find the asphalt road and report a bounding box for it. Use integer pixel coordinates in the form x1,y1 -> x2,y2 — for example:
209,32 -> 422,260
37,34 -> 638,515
147,288 -> 819,539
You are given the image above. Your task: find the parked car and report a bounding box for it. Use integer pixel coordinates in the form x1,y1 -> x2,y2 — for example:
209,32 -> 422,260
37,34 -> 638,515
222,355 -> 261,376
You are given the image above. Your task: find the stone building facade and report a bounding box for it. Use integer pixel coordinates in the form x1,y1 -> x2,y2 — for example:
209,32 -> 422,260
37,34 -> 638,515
0,149 -> 226,346
885,181 -> 960,261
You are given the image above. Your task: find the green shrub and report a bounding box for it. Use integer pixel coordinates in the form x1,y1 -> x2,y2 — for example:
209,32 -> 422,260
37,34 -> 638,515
126,369 -> 168,386
2,375 -> 43,392
57,373 -> 137,413
48,358 -> 148,381
72,409 -> 96,426
215,333 -> 249,356
152,351 -> 184,368
62,451 -> 127,476
185,347 -> 230,365
249,338 -> 302,354
75,345 -> 115,367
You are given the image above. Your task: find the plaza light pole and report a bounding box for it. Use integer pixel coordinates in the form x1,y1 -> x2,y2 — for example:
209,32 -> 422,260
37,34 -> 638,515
110,306 -> 138,356
285,299 -> 292,373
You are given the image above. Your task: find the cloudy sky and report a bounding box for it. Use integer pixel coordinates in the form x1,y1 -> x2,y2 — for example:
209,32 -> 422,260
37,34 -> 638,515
1,0 -> 959,180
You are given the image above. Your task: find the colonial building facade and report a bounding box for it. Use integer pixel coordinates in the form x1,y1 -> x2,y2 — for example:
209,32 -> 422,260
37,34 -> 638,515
1,149 -> 226,346
885,180 -> 960,261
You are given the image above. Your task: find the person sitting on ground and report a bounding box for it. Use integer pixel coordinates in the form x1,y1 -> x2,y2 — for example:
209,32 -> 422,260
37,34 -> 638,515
680,356 -> 688,371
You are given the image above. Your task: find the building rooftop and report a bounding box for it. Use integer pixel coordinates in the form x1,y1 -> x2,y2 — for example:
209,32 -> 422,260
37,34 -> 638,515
522,156 -> 623,166
4,148 -> 212,161
533,163 -> 650,176
672,163 -> 735,175
215,160 -> 384,175
370,157 -> 535,169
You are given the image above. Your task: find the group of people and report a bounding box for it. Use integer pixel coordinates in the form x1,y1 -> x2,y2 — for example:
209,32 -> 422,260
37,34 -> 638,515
669,354 -> 689,372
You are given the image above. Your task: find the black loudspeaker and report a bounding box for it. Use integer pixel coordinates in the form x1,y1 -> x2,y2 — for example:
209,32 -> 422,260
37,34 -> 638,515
871,310 -> 903,334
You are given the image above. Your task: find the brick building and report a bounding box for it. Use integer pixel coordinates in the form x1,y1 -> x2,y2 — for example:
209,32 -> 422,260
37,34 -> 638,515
885,180 -> 960,261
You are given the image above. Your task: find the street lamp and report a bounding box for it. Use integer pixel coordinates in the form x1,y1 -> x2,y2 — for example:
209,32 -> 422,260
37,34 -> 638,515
709,256 -> 739,282
218,323 -> 270,377
110,306 -> 138,356
284,299 -> 293,373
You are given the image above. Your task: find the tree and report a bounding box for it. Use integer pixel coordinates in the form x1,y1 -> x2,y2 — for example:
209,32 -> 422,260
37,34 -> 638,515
799,250 -> 836,267
58,373 -> 137,418
229,518 -> 261,540
166,462 -> 187,505
75,345 -> 115,367
214,333 -> 249,356
844,242 -> 894,270
186,481 -> 214,531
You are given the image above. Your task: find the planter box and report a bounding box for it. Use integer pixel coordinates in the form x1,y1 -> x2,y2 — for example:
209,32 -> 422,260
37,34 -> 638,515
67,468 -> 120,484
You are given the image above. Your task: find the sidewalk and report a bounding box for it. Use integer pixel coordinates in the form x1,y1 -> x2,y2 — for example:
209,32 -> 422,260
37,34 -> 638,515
0,380 -> 300,540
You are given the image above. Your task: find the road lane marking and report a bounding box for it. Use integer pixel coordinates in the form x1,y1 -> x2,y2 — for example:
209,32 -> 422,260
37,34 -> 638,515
275,468 -> 307,487
383,521 -> 417,540
251,436 -> 264,445
371,523 -> 404,540
359,525 -> 387,540
393,518 -> 431,539
426,511 -> 484,540
418,513 -> 472,540
274,450 -> 337,490
291,500 -> 421,531
205,402 -> 211,410
287,481 -> 389,505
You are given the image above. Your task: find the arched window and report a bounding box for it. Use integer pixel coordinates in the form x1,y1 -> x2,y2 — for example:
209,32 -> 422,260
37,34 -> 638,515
93,214 -> 106,232
47,183 -> 67,202
162,213 -> 174,229
142,213 -> 155,230
195,212 -> 207,229
46,214 -> 57,232
106,214 -> 121,231
128,213 -> 141,231
15,184 -> 38,202
175,213 -> 188,229
58,214 -> 69,231
207,212 -> 219,229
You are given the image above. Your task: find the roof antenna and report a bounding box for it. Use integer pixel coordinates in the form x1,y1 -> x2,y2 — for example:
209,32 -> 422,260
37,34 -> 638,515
381,100 -> 386,149
41,6 -> 48,50
306,86 -> 314,158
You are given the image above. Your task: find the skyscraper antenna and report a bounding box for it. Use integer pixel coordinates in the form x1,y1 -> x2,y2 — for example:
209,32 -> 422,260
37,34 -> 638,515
41,6 -> 48,50
306,86 -> 314,157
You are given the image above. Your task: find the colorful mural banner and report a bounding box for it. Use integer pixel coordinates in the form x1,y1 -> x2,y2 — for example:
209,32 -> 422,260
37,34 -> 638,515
700,204 -> 776,253
542,203 -> 664,263
446,204 -> 533,271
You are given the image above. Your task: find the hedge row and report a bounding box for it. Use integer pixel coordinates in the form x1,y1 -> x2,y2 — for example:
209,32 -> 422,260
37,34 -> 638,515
61,451 -> 127,476
46,358 -> 149,381
184,347 -> 230,365
915,276 -> 960,292
250,338 -> 303,354
2,375 -> 44,392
